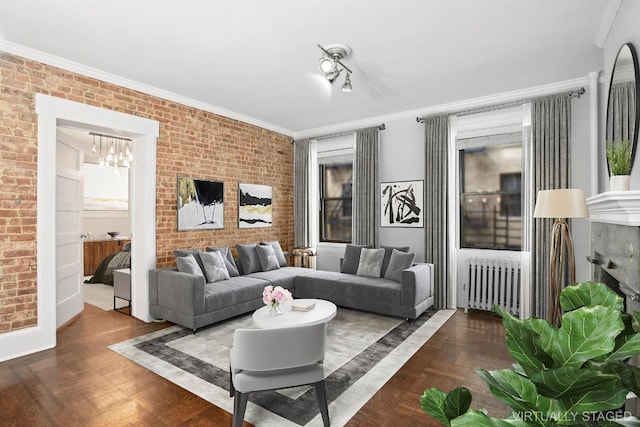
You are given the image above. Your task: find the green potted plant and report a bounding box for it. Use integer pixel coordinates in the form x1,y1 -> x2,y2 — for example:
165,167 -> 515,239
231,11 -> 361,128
421,282 -> 640,426
606,139 -> 632,191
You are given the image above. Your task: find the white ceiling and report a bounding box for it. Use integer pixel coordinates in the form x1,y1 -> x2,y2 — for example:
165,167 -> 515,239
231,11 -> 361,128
0,0 -> 610,137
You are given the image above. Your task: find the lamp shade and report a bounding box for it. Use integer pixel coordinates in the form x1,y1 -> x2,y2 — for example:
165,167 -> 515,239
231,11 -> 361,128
533,189 -> 589,219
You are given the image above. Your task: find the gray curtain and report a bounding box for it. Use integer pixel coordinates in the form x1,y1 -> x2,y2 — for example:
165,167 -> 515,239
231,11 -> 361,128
424,115 -> 450,309
606,81 -> 636,143
353,127 -> 379,246
293,139 -> 310,247
531,94 -> 571,320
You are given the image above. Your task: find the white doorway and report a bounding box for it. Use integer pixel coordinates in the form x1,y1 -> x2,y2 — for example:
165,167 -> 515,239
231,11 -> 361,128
0,94 -> 159,362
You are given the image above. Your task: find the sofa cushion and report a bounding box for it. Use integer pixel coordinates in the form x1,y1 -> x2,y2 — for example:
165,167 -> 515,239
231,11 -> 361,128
380,245 -> 410,277
256,244 -> 280,272
384,249 -> 416,282
249,266 -> 313,290
260,240 -> 288,267
206,245 -> 240,277
176,253 -> 205,277
204,276 -> 268,312
174,248 -> 205,272
296,271 -> 402,305
200,251 -> 231,283
341,244 -> 371,274
356,248 -> 385,278
236,243 -> 261,274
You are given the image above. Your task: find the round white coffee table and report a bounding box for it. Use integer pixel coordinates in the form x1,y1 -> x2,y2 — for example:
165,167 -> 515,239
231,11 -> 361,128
252,298 -> 337,329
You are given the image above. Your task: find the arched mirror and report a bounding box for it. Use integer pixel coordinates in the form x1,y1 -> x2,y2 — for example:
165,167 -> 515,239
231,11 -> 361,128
606,43 -> 640,174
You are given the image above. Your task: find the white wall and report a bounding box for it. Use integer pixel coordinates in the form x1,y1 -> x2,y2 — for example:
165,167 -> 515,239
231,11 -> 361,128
379,116 -> 426,262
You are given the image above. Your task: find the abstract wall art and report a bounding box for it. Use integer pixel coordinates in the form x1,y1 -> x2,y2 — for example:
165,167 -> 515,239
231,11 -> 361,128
238,183 -> 272,228
380,180 -> 424,228
177,177 -> 224,231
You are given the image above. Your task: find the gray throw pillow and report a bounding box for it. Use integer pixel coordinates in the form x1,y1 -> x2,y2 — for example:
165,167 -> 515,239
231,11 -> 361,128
256,244 -> 280,272
384,249 -> 416,282
260,241 -> 288,267
176,253 -> 204,277
236,243 -> 261,274
200,251 -> 230,282
174,249 -> 204,272
356,248 -> 385,278
205,245 -> 240,277
380,245 -> 410,277
341,244 -> 371,274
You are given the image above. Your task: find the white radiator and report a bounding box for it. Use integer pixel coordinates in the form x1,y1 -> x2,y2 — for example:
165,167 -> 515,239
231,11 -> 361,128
465,257 -> 520,315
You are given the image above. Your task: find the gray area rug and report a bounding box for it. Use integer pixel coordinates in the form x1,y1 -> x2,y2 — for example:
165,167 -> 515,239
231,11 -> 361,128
109,307 -> 455,426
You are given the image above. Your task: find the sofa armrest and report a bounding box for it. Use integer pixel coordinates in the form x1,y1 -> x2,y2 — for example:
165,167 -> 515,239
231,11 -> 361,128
400,263 -> 434,307
156,269 -> 206,316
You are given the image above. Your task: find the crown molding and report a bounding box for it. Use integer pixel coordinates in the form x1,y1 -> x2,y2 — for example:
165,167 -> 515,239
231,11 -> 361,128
0,40 -> 295,137
594,0 -> 622,49
293,75 -> 596,140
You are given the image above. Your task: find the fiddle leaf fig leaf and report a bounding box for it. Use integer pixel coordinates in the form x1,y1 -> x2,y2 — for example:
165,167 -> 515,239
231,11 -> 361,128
443,387 -> 472,420
420,388 -> 451,425
531,366 -> 619,399
539,306 -> 623,367
477,369 -> 550,415
559,282 -> 623,312
495,306 -> 553,375
564,385 -> 629,414
604,332 -> 640,361
633,311 -> 640,333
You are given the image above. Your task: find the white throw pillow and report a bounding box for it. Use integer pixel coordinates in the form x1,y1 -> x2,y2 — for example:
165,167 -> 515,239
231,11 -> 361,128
200,251 -> 231,283
356,248 -> 385,278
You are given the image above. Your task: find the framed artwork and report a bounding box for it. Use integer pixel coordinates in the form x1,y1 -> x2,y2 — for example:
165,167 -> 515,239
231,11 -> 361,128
83,162 -> 129,210
381,180 -> 424,228
238,183 -> 272,228
177,177 -> 224,231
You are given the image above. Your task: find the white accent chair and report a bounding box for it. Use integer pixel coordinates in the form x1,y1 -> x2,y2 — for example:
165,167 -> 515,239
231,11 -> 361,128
229,322 -> 330,427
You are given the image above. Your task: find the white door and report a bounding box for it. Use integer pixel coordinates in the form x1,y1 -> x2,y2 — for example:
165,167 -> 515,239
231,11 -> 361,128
56,130 -> 85,327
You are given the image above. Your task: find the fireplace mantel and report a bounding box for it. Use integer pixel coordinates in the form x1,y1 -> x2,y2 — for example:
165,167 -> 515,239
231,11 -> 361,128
586,191 -> 640,226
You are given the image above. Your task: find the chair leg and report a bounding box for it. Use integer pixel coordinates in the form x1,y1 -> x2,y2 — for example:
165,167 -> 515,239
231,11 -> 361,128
314,380 -> 330,427
229,367 -> 234,398
232,391 -> 249,427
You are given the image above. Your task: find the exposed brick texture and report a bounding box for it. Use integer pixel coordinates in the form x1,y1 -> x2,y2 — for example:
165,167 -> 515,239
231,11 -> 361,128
0,52 -> 294,334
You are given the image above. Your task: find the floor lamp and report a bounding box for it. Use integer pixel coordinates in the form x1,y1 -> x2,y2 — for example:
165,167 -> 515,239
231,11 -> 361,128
533,189 -> 589,327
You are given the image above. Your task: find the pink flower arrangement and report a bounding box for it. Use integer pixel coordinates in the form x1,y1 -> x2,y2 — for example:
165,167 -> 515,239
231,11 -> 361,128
262,285 -> 292,308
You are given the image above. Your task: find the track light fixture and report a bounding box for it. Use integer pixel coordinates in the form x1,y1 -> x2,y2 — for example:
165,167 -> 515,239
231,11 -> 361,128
317,43 -> 353,93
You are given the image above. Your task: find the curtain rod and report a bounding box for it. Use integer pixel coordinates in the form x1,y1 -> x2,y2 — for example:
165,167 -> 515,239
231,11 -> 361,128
293,123 -> 385,143
416,87 -> 585,123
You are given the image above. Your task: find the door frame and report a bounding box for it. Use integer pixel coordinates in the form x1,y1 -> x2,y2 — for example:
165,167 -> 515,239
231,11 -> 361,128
0,94 -> 159,361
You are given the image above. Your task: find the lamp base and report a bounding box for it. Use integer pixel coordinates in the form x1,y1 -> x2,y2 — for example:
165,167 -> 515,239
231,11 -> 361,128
549,219 -> 576,327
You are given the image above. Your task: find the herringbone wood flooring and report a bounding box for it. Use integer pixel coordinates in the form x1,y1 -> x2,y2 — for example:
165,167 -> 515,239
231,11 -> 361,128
0,304 -> 512,426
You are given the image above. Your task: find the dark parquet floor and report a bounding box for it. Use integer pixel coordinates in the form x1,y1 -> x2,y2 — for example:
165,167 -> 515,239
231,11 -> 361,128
0,304 -> 512,426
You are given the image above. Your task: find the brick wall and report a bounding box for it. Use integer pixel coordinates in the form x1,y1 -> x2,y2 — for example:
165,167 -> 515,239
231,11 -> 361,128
0,52 -> 294,334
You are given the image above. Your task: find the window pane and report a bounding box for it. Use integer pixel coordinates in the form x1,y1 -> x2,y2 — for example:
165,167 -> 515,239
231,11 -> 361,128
460,139 -> 522,251
320,164 -> 352,243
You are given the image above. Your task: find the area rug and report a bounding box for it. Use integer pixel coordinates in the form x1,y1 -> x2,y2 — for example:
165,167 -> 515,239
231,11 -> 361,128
83,282 -> 114,311
109,307 -> 455,426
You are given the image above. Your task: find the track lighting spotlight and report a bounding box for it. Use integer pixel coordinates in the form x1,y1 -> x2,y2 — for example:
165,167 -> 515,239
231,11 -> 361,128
341,72 -> 352,92
317,43 -> 353,93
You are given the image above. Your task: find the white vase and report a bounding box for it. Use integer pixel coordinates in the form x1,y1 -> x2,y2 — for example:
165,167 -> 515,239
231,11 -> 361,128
610,175 -> 631,191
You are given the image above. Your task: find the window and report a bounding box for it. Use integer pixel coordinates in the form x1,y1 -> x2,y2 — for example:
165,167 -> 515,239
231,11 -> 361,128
319,163 -> 352,243
459,133 -> 522,250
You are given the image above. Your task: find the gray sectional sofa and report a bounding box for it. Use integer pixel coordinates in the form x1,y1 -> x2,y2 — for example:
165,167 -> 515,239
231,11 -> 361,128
148,243 -> 434,331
